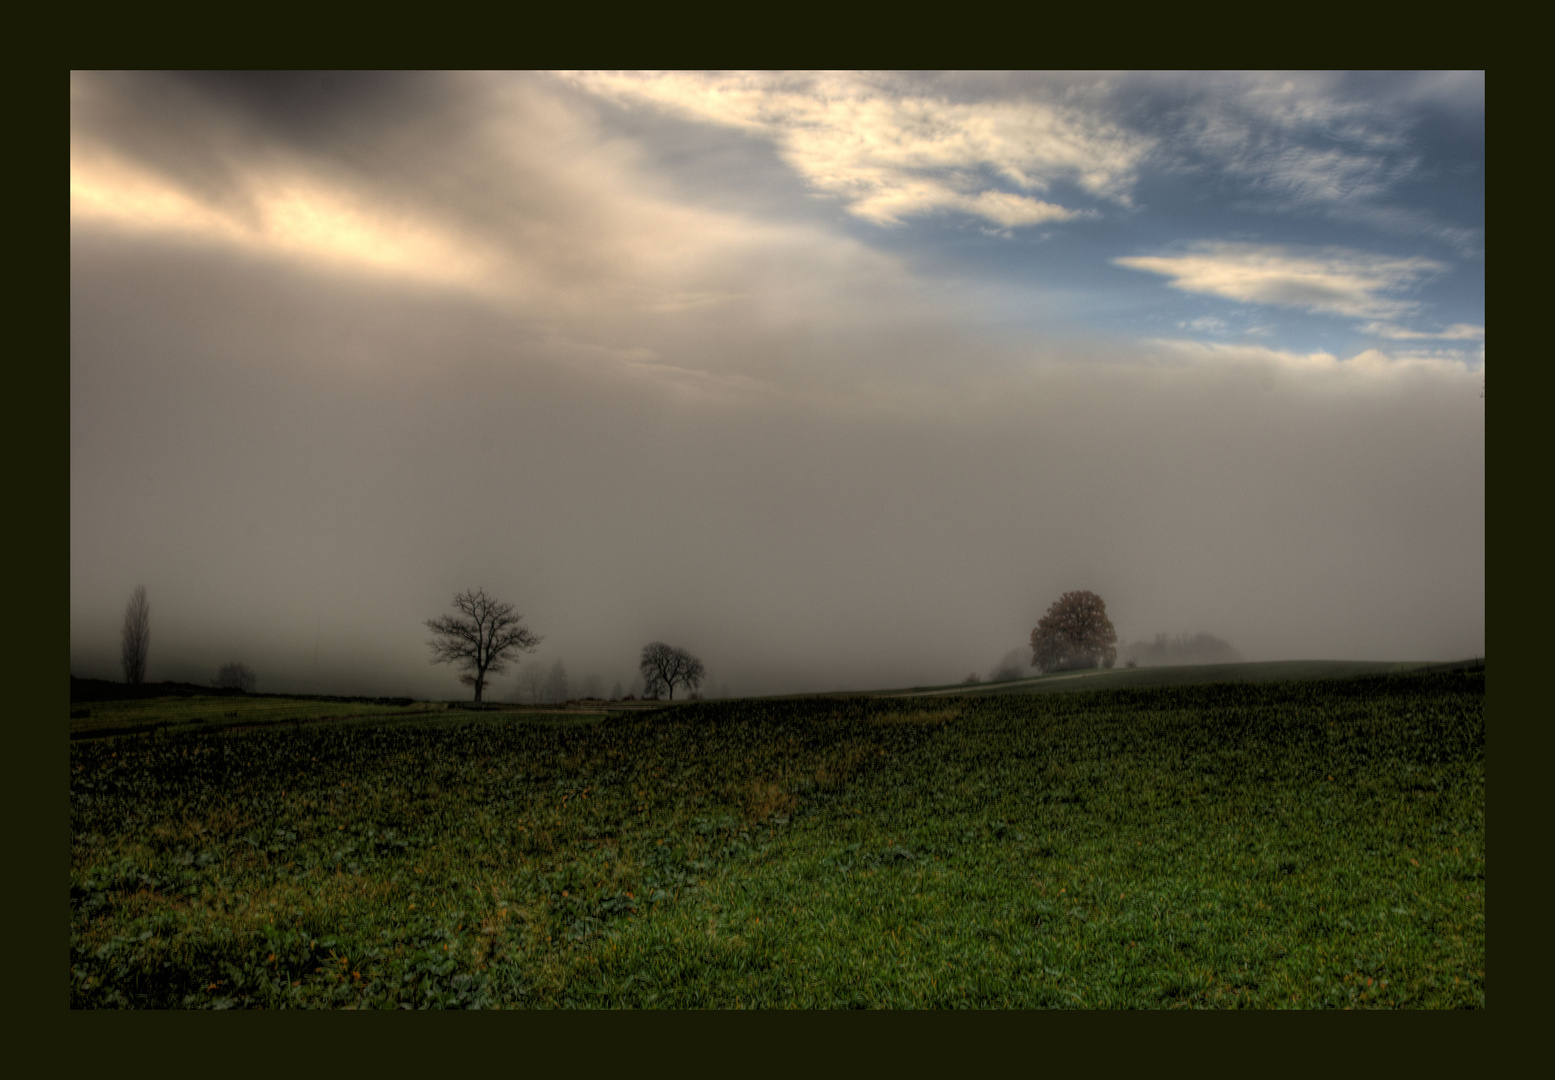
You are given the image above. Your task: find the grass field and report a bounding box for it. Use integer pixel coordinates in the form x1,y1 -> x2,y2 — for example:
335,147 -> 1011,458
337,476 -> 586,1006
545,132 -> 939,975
66,679 -> 631,741
69,667 -> 1484,1008
887,658 -> 1481,698
68,694 -> 444,740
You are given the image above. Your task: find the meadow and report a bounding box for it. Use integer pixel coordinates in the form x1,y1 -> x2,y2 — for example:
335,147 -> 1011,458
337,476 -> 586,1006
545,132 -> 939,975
69,668 -> 1484,1008
69,690 -> 440,740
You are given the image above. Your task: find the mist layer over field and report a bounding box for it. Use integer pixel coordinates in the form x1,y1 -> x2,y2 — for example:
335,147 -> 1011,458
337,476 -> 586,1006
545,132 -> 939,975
70,72 -> 1484,699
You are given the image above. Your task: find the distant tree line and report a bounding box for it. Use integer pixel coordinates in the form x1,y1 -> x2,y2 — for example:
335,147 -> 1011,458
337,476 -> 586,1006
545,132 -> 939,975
1120,633 -> 1241,668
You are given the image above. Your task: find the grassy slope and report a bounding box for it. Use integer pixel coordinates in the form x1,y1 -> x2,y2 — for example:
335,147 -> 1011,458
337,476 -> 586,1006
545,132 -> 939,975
68,695 -> 443,739
69,669 -> 1484,1009
68,694 -> 632,741
888,659 -> 1480,698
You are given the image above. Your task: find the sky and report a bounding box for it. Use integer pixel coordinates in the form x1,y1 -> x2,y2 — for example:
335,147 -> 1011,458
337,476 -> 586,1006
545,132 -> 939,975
69,71 -> 1485,699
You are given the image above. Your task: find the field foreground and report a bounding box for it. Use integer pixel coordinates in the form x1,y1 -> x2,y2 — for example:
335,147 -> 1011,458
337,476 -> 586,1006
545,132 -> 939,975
70,669 -> 1484,1008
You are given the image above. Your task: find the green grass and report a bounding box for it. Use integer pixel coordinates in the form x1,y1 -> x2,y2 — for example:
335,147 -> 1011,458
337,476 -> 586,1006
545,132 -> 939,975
69,668 -> 1484,1008
68,694 -> 447,739
66,694 -> 628,740
889,658 -> 1481,697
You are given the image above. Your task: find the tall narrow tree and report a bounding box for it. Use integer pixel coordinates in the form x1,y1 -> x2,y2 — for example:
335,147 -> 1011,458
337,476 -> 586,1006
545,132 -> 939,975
425,588 -> 542,702
121,585 -> 150,685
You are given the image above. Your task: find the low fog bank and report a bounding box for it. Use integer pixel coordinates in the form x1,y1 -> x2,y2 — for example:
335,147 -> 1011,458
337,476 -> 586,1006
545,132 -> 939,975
70,227 -> 1482,703
981,632 -> 1240,682
988,648 -> 1031,682
69,71 -> 1483,701
1121,633 -> 1242,668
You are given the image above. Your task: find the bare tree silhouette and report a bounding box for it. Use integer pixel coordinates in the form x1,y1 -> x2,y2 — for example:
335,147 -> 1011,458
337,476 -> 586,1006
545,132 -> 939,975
121,586 -> 150,685
639,642 -> 706,701
425,588 -> 542,702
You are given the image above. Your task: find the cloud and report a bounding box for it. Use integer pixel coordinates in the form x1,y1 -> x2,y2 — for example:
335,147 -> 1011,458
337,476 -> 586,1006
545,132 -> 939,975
556,71 -> 1151,228
1116,242 -> 1442,320
1361,322 -> 1484,341
1141,336 -> 1478,377
1178,315 -> 1231,335
70,144 -> 511,296
69,71 -> 941,372
1154,72 -> 1418,208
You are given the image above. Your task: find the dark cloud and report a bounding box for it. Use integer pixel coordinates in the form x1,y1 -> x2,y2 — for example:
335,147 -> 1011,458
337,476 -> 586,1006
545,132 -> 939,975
167,71 -> 440,138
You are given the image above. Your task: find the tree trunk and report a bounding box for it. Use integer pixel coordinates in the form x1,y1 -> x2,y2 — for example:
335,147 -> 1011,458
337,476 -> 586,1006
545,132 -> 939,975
473,667 -> 484,703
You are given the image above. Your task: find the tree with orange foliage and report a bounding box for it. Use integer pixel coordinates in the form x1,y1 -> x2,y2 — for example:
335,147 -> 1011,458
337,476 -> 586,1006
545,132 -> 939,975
1030,591 -> 1118,674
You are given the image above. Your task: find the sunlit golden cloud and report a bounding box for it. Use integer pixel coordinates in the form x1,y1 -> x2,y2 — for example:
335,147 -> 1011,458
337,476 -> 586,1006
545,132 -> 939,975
1116,242 -> 1443,321
70,144 -> 507,294
558,71 -> 1148,227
